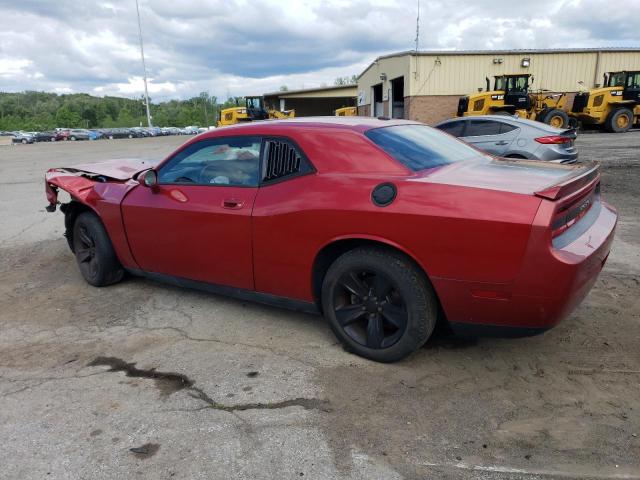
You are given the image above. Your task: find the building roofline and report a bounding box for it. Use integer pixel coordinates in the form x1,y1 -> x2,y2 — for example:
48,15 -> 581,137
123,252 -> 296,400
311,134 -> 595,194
263,84 -> 357,97
358,47 -> 640,79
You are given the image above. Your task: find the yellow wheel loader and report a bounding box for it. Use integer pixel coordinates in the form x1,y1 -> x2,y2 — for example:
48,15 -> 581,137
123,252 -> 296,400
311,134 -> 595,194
569,71 -> 640,133
217,96 -> 295,127
457,74 -> 571,128
334,106 -> 357,116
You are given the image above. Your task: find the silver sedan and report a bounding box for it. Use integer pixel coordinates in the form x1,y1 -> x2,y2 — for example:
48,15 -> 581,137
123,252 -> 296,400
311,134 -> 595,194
435,115 -> 578,163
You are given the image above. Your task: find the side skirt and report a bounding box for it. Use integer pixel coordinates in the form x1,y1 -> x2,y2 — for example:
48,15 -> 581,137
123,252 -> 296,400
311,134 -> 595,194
448,322 -> 549,338
125,268 -> 320,315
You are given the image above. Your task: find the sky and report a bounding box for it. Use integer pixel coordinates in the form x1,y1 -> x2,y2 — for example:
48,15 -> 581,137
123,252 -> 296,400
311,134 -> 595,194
0,0 -> 639,102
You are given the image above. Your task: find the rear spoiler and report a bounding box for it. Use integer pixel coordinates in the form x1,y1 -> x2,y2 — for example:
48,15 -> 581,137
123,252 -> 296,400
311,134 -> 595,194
534,162 -> 599,200
562,127 -> 578,139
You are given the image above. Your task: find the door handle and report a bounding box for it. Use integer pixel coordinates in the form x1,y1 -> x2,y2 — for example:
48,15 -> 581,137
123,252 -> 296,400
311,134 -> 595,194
495,140 -> 509,145
222,198 -> 244,209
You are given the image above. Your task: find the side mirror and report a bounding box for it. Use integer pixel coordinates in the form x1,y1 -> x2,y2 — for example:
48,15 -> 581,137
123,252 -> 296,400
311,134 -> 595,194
140,169 -> 158,189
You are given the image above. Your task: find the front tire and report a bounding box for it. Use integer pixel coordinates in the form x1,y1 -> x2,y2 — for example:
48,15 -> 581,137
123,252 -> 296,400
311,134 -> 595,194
321,247 -> 437,362
72,212 -> 124,287
543,109 -> 569,128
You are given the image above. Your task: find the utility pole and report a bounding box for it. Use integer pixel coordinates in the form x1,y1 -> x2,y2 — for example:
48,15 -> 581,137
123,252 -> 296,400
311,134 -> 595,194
415,0 -> 420,52
135,0 -> 152,127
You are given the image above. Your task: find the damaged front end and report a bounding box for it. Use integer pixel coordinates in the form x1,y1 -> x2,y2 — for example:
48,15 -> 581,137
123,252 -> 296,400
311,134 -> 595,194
45,158 -> 155,212
44,159 -> 155,264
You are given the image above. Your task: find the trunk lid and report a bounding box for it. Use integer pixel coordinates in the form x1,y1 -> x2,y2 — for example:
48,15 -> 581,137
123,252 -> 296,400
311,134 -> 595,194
415,156 -> 597,196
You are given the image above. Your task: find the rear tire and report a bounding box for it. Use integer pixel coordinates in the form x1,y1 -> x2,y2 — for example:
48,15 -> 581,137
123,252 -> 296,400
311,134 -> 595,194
543,109 -> 569,128
72,212 -> 124,287
321,247 -> 437,362
605,108 -> 633,133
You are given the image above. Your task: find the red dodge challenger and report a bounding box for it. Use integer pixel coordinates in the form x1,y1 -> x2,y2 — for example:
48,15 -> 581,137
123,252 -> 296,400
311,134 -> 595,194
45,118 -> 616,362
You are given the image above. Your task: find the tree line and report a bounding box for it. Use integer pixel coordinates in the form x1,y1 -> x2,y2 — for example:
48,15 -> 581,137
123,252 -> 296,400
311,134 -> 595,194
0,76 -> 357,131
0,91 -> 244,131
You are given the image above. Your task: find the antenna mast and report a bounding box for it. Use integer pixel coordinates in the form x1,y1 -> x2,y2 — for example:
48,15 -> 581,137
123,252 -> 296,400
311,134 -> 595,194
414,0 -> 420,51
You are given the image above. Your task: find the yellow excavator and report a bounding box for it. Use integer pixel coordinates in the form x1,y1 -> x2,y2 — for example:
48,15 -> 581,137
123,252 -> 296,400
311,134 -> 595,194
217,96 -> 295,127
457,74 -> 571,128
334,106 -> 357,116
569,71 -> 640,133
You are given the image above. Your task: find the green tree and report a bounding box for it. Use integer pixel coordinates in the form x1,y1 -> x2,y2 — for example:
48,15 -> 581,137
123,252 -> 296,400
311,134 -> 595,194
55,105 -> 82,128
334,75 -> 357,86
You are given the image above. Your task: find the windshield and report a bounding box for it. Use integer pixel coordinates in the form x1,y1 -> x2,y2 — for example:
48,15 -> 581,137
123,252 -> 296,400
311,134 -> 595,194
365,124 -> 481,171
246,97 -> 263,109
607,72 -> 626,87
627,72 -> 640,89
494,76 -> 528,92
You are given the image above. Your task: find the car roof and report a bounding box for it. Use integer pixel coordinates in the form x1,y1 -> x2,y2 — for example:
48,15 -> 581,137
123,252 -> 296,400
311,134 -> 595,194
205,116 -> 420,135
436,115 -> 565,133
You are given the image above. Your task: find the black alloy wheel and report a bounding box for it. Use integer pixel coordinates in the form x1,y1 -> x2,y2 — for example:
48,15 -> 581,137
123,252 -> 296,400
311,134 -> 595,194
322,247 -> 437,362
72,212 -> 124,286
333,269 -> 407,349
74,223 -> 99,281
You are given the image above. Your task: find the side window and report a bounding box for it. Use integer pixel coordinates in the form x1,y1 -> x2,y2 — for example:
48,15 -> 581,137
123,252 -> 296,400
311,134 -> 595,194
499,123 -> 518,134
261,139 -> 312,183
465,120 -> 502,137
158,136 -> 261,186
437,121 -> 465,137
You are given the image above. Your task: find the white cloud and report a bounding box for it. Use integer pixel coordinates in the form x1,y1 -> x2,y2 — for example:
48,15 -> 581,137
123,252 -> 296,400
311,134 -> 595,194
0,0 -> 638,100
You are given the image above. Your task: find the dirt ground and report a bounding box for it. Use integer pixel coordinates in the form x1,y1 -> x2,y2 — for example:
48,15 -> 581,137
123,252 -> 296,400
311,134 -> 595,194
0,133 -> 639,480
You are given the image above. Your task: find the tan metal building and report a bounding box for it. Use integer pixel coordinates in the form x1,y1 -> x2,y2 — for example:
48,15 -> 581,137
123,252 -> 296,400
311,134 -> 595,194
263,85 -> 357,117
357,48 -> 640,124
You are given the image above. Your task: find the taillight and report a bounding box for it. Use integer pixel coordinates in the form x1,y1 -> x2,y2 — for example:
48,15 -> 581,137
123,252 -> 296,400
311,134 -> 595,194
550,185 -> 598,239
535,135 -> 572,144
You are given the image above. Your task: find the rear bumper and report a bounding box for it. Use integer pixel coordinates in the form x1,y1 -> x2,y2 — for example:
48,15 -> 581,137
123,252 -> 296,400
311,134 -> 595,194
433,200 -> 617,334
538,148 -> 578,164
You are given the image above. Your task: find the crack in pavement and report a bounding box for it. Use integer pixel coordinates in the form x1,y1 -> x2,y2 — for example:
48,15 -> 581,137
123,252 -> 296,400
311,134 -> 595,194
87,356 -> 330,413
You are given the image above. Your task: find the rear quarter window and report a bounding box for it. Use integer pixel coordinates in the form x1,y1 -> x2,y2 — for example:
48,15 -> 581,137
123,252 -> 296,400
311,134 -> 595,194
465,120 -> 503,136
365,124 -> 480,171
437,121 -> 465,137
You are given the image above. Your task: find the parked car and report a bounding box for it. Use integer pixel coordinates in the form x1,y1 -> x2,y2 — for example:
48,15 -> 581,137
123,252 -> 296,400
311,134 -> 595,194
34,131 -> 57,142
89,130 -> 103,140
67,129 -> 92,141
102,128 -> 135,139
128,127 -> 149,137
45,118 -> 616,362
161,127 -> 181,136
181,126 -> 199,135
55,130 -> 69,141
12,131 -> 36,144
435,115 -> 578,163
